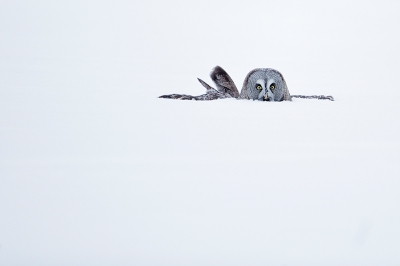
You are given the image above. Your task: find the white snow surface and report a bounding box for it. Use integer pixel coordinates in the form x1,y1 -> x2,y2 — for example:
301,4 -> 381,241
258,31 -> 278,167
1,1 -> 400,265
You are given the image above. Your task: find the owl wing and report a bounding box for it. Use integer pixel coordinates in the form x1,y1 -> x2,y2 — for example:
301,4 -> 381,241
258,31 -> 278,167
158,66 -> 239,101
159,78 -> 229,101
210,66 -> 239,98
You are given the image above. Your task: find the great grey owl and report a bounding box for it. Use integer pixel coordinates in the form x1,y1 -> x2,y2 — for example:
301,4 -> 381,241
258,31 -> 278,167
159,66 -> 333,101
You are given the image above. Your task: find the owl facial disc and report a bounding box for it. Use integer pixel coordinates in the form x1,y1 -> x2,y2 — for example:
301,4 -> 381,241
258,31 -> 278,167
256,79 -> 275,101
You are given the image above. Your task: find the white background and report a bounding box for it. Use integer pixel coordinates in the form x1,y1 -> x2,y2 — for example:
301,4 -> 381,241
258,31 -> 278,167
1,0 -> 400,265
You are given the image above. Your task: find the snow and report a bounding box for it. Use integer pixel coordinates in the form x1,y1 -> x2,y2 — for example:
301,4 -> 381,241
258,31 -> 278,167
1,1 -> 400,265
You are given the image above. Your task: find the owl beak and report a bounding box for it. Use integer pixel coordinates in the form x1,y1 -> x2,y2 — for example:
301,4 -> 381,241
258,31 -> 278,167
263,94 -> 270,101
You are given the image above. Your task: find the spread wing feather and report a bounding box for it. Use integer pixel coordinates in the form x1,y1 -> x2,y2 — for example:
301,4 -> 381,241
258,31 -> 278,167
210,66 -> 239,98
158,66 -> 238,101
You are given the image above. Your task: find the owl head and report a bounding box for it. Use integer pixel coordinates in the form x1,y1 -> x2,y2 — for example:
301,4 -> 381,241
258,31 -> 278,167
240,68 -> 291,101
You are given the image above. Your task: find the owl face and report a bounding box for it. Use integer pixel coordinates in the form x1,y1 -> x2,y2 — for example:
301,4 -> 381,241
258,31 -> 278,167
244,69 -> 286,101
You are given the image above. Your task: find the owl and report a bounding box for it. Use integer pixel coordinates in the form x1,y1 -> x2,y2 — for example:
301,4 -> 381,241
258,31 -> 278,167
159,66 -> 333,101
239,68 -> 291,101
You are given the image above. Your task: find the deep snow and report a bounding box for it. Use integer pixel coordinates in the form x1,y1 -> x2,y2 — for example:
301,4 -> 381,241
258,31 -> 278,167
1,1 -> 400,265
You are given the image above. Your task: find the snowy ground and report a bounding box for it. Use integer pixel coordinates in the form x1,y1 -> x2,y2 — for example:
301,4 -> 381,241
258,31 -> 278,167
1,1 -> 400,265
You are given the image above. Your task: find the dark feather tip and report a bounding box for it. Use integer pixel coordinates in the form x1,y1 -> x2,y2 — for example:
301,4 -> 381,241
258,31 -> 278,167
159,95 -> 173,99
197,78 -> 214,91
158,94 -> 196,100
210,66 -> 228,81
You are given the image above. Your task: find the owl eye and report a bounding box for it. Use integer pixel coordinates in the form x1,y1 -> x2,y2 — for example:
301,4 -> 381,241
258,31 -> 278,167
270,84 -> 275,90
256,85 -> 262,90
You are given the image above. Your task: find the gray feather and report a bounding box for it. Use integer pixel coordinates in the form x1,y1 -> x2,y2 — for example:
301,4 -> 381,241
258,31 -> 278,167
197,78 -> 215,91
210,66 -> 239,98
291,95 -> 334,101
